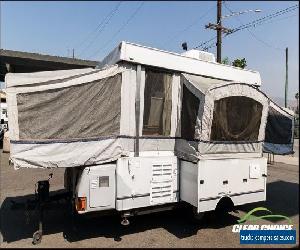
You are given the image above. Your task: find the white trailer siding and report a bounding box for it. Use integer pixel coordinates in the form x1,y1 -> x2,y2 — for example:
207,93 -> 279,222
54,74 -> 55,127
180,157 -> 267,213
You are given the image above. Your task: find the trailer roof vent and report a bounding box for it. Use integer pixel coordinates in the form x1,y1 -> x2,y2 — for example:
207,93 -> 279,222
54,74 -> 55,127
181,49 -> 216,63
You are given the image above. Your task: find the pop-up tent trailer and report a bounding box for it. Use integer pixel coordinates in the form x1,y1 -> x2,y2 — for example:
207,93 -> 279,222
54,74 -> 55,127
4,41 -> 294,243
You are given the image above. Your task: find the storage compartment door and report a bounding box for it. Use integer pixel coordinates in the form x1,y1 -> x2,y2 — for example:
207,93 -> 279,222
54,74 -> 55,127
89,165 -> 116,208
197,158 -> 267,213
198,160 -> 230,203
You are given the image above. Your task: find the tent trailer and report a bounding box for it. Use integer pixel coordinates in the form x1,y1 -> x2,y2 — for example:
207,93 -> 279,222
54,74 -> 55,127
4,42 -> 294,243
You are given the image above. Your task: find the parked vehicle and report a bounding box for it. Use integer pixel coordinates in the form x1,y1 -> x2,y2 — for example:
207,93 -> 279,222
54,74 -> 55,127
0,98 -> 8,146
4,42 -> 294,244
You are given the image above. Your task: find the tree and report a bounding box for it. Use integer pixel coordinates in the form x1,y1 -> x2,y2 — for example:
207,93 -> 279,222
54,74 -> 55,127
221,57 -> 230,65
232,58 -> 247,69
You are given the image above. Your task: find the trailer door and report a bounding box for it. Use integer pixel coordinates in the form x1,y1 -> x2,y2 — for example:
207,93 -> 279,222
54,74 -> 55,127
89,165 -> 116,208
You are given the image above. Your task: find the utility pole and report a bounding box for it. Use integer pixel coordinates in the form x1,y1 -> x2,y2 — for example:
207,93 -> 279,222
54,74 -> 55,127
217,0 -> 222,63
72,49 -> 75,59
285,47 -> 288,108
205,0 -> 233,63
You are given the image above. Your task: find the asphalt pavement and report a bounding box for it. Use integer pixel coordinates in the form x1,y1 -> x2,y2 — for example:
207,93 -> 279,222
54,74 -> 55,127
0,143 -> 298,248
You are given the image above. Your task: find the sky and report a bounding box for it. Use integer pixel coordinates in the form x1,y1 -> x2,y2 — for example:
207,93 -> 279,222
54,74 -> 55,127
0,1 -> 299,101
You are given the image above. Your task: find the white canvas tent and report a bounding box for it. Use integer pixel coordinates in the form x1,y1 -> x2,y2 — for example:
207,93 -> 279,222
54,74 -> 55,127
5,65 -> 133,168
4,42 -> 294,169
174,73 -> 269,162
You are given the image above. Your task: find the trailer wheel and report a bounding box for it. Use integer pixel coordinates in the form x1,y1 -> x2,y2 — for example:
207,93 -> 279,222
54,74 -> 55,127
192,207 -> 205,222
215,197 -> 234,216
194,212 -> 204,221
32,231 -> 42,245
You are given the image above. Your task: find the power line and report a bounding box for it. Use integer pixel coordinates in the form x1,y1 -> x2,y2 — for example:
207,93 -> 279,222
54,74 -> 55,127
202,42 -> 217,51
74,1 -> 122,50
231,4 -> 298,31
242,24 -> 283,51
223,2 -> 293,51
193,35 -> 217,49
229,4 -> 299,34
160,4 -> 217,49
233,13 -> 297,33
231,9 -> 298,34
76,1 -> 122,57
74,1 -> 122,48
194,3 -> 298,52
224,2 -> 278,50
88,2 -> 144,59
202,32 -> 228,51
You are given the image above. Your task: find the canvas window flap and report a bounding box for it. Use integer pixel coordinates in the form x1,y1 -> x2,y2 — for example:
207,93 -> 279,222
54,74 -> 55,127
263,100 -> 294,155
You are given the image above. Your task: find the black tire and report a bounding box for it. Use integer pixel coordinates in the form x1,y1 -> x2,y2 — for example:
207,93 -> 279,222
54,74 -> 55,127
32,231 -> 42,245
215,197 -> 234,217
192,207 -> 205,223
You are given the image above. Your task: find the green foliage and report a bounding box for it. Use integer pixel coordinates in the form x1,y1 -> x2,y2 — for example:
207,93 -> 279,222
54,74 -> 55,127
221,57 -> 230,65
232,58 -> 247,69
221,57 -> 247,69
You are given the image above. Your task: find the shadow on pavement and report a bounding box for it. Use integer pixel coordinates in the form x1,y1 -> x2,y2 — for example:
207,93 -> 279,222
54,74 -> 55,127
63,206 -> 239,243
238,180 -> 299,223
1,180 -> 298,244
0,190 -> 69,243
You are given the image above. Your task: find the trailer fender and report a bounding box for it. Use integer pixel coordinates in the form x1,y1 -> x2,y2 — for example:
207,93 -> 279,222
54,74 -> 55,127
215,196 -> 234,213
